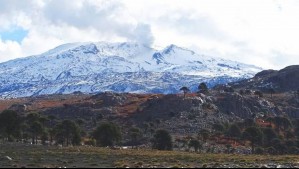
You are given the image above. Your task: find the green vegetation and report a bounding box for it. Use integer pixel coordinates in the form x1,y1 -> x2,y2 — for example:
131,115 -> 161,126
242,126 -> 264,154
152,129 -> 173,150
92,122 -> 122,147
0,110 -> 21,142
180,86 -> 190,98
198,82 -> 208,94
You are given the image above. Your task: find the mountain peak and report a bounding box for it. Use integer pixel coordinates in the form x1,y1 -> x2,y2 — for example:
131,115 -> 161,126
0,41 -> 262,98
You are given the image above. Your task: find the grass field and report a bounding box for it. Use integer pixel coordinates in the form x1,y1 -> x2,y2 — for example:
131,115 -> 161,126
0,144 -> 299,168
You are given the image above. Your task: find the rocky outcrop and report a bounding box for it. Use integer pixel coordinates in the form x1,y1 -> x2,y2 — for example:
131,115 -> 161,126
90,92 -> 128,107
135,94 -> 204,120
8,104 -> 27,113
214,92 -> 280,119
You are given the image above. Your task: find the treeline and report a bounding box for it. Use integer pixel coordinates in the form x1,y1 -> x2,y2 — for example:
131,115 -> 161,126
211,116 -> 299,155
1,110 -> 298,155
0,110 -> 173,151
0,110 -> 82,146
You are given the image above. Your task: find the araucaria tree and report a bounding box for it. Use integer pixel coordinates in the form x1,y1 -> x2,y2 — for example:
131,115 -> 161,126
180,86 -> 190,98
55,120 -> 81,146
152,129 -> 173,150
92,122 -> 122,147
198,82 -> 208,94
0,110 -> 21,142
242,126 -> 264,154
188,139 -> 202,152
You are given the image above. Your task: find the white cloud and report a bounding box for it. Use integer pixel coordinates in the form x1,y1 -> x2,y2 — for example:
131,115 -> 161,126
0,0 -> 299,69
0,39 -> 22,60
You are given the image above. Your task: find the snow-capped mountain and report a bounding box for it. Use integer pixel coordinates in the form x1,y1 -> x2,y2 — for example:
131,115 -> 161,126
0,42 -> 262,98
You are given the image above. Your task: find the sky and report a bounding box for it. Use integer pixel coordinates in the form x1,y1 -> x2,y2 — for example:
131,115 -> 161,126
0,0 -> 299,69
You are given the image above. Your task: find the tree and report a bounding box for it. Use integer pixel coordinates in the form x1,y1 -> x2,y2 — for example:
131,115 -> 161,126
295,125 -> 299,139
243,118 -> 255,128
152,129 -> 173,150
0,110 -> 21,142
180,86 -> 190,98
227,124 -> 242,140
129,127 -> 142,148
143,123 -> 150,134
226,144 -> 232,154
188,139 -> 202,152
269,88 -> 275,99
262,127 -> 278,147
198,129 -> 210,143
265,117 -> 274,127
92,122 -> 121,147
239,90 -> 245,95
242,126 -> 264,154
26,113 -> 41,124
280,117 -> 293,131
55,120 -> 81,146
271,138 -> 286,155
255,147 -> 264,155
212,123 -> 225,134
41,130 -> 49,145
273,116 -> 292,132
254,91 -> 263,97
29,121 -> 44,145
198,82 -> 208,94
48,128 -> 56,145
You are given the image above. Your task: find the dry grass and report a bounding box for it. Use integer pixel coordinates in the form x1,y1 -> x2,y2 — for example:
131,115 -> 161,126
1,143 -> 298,168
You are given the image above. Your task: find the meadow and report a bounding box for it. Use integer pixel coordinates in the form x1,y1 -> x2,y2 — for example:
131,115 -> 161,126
1,143 -> 299,168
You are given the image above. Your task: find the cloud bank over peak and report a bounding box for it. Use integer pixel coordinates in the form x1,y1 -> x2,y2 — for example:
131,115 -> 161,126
0,0 -> 299,69
0,0 -> 155,62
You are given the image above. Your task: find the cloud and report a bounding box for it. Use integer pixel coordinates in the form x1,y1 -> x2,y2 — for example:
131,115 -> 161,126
42,0 -> 155,46
0,0 -> 299,69
0,0 -> 156,62
156,10 -> 228,41
131,23 -> 154,46
0,39 -> 22,61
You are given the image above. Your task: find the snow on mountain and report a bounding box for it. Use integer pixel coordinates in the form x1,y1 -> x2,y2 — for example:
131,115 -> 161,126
0,42 -> 262,98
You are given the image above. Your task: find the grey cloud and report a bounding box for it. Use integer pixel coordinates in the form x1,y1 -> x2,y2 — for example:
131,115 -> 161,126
131,23 -> 154,46
0,0 -> 34,14
43,0 -> 154,46
0,0 -> 155,46
0,0 -> 37,29
43,0 -> 123,29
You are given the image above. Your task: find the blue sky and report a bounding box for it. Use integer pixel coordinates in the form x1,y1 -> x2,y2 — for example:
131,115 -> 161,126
0,26 -> 28,43
0,0 -> 299,69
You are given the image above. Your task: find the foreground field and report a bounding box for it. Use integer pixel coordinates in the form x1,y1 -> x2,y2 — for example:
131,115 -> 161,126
0,144 -> 299,168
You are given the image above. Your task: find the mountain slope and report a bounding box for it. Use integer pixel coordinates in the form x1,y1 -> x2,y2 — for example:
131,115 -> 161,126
230,65 -> 299,92
0,42 -> 262,98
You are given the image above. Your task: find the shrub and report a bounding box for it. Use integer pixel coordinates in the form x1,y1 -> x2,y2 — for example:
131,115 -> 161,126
255,147 -> 264,155
288,146 -> 299,155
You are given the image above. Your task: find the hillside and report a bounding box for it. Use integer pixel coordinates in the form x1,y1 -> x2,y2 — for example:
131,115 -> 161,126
3,86 -> 298,136
230,65 -> 299,92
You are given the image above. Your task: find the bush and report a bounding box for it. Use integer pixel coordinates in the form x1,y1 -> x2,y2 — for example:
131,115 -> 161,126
266,147 -> 276,155
255,147 -> 264,154
84,139 -> 96,146
288,146 -> 299,155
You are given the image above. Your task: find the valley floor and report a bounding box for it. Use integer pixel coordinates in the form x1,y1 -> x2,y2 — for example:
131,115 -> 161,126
0,143 -> 298,168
